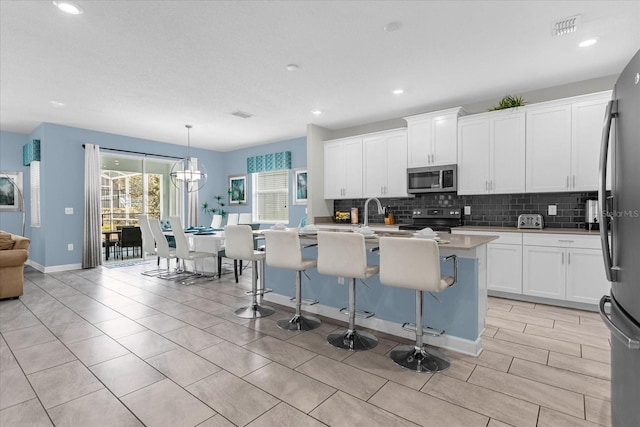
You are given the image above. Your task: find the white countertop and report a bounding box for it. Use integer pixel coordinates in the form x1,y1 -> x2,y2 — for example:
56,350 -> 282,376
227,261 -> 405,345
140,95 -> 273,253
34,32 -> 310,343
295,227 -> 498,250
452,225 -> 601,236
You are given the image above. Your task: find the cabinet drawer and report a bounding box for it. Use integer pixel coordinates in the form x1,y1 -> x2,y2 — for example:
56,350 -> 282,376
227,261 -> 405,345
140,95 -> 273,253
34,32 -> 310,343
522,233 -> 601,249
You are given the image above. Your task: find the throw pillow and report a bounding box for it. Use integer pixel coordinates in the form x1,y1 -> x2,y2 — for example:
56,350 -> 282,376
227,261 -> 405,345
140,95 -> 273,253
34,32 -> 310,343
0,233 -> 15,250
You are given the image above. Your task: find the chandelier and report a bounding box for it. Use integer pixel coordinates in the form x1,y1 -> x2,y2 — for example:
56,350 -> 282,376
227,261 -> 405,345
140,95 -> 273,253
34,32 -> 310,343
170,124 -> 207,192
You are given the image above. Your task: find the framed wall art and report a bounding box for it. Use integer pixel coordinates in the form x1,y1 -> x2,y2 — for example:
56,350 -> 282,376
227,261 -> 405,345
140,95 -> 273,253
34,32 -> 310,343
229,174 -> 247,204
0,171 -> 23,212
294,168 -> 307,205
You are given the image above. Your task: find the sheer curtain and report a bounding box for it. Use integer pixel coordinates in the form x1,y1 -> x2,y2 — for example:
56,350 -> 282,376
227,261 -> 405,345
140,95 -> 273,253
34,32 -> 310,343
83,144 -> 102,268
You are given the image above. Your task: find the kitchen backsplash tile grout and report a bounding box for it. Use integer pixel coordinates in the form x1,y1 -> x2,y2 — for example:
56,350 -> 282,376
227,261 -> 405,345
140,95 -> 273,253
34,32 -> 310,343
334,191 -> 598,229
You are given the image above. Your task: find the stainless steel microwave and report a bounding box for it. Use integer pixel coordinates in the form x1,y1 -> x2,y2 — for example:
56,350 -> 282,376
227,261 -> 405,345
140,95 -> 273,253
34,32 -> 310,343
407,164 -> 457,194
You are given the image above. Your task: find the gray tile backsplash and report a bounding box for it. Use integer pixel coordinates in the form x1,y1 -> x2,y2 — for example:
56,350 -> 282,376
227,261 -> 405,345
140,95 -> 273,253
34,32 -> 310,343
333,192 -> 598,229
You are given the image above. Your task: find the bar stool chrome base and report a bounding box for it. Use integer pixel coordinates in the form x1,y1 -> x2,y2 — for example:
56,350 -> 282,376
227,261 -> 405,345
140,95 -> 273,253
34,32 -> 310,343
277,314 -> 321,331
390,345 -> 450,373
327,329 -> 378,351
234,304 -> 275,319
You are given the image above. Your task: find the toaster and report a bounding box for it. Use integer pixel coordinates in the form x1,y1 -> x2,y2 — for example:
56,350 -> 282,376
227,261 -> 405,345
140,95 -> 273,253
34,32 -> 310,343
517,213 -> 544,229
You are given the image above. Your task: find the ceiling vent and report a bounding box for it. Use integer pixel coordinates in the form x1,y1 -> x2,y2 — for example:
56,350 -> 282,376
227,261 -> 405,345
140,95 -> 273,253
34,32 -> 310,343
231,110 -> 253,119
552,15 -> 581,36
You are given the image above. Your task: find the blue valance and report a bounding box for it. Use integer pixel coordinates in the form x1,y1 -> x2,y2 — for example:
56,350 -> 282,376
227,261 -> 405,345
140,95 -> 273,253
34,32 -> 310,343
22,139 -> 41,166
246,151 -> 291,173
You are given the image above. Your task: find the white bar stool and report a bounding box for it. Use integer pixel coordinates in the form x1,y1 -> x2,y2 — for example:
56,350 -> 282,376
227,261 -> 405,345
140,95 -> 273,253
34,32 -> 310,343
264,230 -> 321,331
225,225 -> 275,319
317,231 -> 378,350
378,236 -> 458,373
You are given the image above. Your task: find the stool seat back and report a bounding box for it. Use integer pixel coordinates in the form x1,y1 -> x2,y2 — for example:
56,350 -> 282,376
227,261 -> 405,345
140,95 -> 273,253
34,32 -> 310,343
225,225 -> 263,261
379,237 -> 449,292
317,231 -> 378,279
265,230 -> 315,271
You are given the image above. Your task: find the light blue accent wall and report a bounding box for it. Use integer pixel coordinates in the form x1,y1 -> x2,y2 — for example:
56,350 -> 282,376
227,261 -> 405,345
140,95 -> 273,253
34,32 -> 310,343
213,137 -> 307,228
266,248 -> 480,341
0,131 -> 29,235
1,125 -> 306,268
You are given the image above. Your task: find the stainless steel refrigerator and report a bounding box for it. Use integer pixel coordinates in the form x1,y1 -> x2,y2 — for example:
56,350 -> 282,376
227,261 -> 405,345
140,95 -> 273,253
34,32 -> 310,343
598,48 -> 640,427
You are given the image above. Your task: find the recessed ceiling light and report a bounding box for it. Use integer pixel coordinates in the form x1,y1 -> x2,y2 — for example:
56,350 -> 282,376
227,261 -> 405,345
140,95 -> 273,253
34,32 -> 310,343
311,110 -> 322,116
49,100 -> 65,107
53,1 -> 83,15
286,64 -> 299,71
393,89 -> 404,95
579,38 -> 599,48
384,22 -> 401,32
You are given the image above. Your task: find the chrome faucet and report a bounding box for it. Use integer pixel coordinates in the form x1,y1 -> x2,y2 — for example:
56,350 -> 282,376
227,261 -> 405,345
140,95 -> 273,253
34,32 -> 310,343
363,197 -> 384,226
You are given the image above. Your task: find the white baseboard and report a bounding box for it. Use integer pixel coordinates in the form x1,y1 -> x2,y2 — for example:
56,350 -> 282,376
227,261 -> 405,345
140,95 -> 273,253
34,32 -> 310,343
263,293 -> 482,357
26,260 -> 82,273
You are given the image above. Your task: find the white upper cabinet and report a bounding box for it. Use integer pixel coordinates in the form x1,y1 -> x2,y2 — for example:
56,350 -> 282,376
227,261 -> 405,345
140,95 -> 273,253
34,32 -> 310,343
405,107 -> 465,168
571,97 -> 612,191
458,110 -> 525,195
525,91 -> 611,193
323,136 -> 363,199
363,129 -> 408,198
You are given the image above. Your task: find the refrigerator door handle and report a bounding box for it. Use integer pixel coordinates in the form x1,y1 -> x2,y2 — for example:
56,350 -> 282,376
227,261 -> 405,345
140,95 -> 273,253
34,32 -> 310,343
599,99 -> 618,282
599,295 -> 640,350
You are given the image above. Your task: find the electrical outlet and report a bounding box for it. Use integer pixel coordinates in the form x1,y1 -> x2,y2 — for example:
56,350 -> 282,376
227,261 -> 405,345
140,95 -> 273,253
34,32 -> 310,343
67,243 -> 74,251
65,207 -> 73,215
464,206 -> 471,215
337,276 -> 344,285
548,205 -> 557,216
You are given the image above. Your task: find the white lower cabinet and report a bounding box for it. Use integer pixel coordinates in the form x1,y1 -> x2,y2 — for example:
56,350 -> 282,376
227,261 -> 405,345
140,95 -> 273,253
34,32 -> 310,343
453,229 -> 607,306
487,243 -> 523,293
522,234 -> 609,305
565,248 -> 610,305
522,245 -> 566,299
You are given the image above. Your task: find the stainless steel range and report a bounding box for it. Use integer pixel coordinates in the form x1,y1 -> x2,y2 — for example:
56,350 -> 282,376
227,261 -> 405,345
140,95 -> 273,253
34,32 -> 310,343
398,208 -> 462,232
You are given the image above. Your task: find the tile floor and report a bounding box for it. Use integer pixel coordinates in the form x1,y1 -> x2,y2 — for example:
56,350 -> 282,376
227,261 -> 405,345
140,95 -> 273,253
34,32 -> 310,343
0,261 -> 611,426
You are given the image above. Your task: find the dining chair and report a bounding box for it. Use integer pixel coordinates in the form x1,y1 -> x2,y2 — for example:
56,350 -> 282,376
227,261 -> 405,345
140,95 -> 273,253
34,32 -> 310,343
238,213 -> 252,224
226,213 -> 239,226
148,218 -> 183,279
169,216 -> 216,284
378,236 -> 457,372
119,226 -> 142,259
138,214 -> 166,276
211,214 -> 223,229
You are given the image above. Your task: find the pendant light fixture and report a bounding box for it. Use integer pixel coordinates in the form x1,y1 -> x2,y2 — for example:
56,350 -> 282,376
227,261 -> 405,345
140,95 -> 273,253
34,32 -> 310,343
170,124 -> 208,192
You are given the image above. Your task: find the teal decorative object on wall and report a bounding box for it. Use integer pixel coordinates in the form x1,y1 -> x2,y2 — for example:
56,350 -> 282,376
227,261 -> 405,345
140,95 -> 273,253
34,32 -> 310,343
246,151 -> 291,173
22,139 -> 41,166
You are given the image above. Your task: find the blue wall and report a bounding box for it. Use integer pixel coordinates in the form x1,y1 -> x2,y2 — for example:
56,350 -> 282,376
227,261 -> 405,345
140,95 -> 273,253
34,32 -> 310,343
0,125 -> 306,268
212,136 -> 308,228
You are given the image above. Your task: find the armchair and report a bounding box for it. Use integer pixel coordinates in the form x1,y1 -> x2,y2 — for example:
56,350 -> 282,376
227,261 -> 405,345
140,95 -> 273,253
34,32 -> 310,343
0,231 -> 30,299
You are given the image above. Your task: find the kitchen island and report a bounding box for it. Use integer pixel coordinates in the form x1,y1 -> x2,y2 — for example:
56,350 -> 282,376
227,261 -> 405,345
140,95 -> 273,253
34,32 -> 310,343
262,229 -> 497,356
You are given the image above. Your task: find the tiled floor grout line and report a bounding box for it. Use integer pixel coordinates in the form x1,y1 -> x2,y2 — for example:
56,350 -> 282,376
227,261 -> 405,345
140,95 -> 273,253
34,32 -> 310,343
2,265 -> 611,426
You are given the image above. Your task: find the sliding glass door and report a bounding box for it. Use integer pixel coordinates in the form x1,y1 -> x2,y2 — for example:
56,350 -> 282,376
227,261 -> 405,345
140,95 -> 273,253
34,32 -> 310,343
101,154 -> 177,230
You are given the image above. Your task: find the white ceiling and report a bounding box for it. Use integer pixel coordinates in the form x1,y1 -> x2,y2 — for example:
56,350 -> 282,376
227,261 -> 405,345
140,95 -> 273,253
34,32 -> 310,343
1,1 -> 639,151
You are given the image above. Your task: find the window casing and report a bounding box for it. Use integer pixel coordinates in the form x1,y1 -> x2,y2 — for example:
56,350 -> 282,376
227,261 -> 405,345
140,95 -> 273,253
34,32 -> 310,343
252,170 -> 289,223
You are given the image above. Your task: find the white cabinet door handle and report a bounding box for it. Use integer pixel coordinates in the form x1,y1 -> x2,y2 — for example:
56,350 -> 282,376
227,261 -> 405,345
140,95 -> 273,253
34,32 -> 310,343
562,252 -> 564,264
568,252 -> 571,264
572,175 -> 576,188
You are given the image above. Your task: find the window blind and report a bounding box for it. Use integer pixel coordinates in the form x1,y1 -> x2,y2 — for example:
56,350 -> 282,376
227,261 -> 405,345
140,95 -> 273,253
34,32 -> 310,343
252,170 -> 289,222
